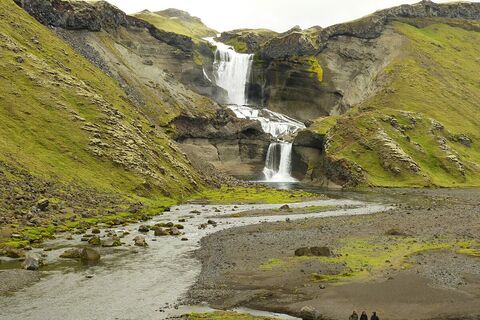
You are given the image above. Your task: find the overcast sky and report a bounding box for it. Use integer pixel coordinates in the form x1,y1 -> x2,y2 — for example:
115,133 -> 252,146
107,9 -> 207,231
104,0 -> 479,32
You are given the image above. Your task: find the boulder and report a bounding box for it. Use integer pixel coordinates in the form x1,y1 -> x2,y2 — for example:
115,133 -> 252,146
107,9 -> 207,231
22,253 -> 41,271
294,247 -> 311,257
154,227 -> 169,236
36,199 -> 49,211
299,306 -> 321,320
133,236 -> 147,247
168,227 -> 181,236
60,248 -> 82,259
280,204 -> 290,211
138,225 -> 150,233
80,248 -> 101,265
88,235 -> 101,246
4,248 -> 25,258
310,246 -> 332,257
295,246 -> 332,257
101,238 -> 122,247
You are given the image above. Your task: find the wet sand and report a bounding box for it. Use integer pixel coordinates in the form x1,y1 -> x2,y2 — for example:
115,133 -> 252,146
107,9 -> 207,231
189,188 -> 480,320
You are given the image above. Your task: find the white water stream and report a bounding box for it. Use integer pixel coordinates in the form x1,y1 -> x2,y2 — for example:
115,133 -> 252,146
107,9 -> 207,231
0,199 -> 390,320
206,38 -> 305,182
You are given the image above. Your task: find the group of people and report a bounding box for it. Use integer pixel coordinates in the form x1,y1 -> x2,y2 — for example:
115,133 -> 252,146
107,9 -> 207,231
349,311 -> 380,320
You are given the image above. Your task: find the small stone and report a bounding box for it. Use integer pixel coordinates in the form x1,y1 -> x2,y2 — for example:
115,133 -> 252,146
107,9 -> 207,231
181,238 -> 188,241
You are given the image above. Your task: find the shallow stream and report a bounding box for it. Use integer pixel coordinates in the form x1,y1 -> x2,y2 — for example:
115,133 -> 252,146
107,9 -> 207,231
0,197 -> 389,320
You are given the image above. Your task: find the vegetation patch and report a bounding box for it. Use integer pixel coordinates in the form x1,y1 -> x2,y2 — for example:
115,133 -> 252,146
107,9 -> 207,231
260,237 -> 477,282
189,186 -> 322,204
185,311 -> 276,320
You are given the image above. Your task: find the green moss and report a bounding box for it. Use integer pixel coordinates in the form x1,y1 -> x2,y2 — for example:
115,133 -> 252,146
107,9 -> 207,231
260,237 -> 475,282
133,11 -> 217,41
224,38 -> 248,53
189,186 -> 322,204
186,311 -> 276,320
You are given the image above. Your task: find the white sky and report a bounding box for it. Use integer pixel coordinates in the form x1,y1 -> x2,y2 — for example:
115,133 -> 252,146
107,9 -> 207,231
104,0 -> 480,32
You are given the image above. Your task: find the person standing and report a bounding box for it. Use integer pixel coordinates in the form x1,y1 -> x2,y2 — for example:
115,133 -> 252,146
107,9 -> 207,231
360,311 -> 368,320
349,311 -> 359,320
371,311 -> 380,320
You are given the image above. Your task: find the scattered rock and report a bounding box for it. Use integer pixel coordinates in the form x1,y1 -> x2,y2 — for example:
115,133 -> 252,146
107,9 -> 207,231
80,248 -> 101,265
138,225 -> 150,233
385,228 -> 407,236
133,235 -> 147,247
310,246 -> 332,257
154,227 -> 169,236
60,248 -> 82,259
102,238 -> 122,247
22,253 -> 41,271
295,246 -> 332,257
300,306 -> 320,320
36,199 -> 49,211
294,247 -> 311,257
88,235 -> 101,246
91,228 -> 101,234
4,248 -> 25,258
169,227 -> 181,236
207,219 -> 217,226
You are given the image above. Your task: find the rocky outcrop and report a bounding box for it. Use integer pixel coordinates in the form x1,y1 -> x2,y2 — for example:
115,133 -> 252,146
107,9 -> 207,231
174,109 -> 271,180
14,0 -> 194,52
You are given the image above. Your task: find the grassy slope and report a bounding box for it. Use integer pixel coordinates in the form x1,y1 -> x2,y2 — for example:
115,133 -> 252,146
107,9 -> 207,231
133,11 -> 217,41
322,21 -> 480,187
0,0 -> 200,198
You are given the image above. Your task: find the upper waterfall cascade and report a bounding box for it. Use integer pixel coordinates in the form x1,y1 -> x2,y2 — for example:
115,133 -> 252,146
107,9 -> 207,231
206,37 -> 253,105
207,37 -> 304,182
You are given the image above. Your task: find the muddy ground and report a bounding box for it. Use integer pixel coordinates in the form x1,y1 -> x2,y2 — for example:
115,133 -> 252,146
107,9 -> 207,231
188,188 -> 480,320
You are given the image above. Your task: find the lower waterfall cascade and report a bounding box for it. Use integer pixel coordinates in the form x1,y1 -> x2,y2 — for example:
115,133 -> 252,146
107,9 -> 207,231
207,38 -> 305,182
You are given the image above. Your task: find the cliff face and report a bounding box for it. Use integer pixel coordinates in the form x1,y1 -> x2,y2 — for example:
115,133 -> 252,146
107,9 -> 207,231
243,1 -> 480,123
13,0 -> 270,181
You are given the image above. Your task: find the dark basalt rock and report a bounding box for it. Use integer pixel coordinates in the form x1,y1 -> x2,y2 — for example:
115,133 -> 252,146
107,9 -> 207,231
14,0 -> 193,52
261,0 -> 480,59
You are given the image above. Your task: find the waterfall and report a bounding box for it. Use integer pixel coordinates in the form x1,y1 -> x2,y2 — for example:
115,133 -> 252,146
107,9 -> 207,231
206,37 -> 304,183
263,142 -> 296,182
206,37 -> 253,105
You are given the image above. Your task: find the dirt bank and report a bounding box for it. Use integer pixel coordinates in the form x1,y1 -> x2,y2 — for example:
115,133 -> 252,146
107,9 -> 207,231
188,188 -> 480,320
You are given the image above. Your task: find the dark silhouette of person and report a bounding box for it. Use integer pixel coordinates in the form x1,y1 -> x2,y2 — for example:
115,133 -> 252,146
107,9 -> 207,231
371,311 -> 380,320
360,311 -> 368,320
349,311 -> 359,320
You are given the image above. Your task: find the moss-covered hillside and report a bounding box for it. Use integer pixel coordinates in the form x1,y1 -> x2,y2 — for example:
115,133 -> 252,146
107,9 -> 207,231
133,9 -> 217,41
0,0 -> 203,244
318,21 -> 480,187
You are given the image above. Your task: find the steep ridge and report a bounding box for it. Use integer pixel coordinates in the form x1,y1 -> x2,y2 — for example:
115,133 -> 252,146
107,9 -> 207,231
0,0 -> 207,245
13,0 -> 273,182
